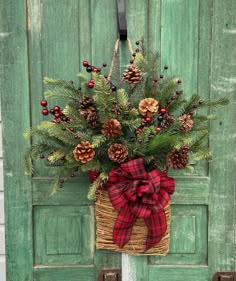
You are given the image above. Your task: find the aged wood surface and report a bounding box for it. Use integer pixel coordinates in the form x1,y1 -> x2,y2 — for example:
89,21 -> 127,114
1,0 -> 235,280
0,1 -> 33,281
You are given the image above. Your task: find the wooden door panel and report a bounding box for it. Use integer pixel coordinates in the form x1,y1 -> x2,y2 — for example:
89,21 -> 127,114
150,205 -> 208,265
34,205 -> 94,265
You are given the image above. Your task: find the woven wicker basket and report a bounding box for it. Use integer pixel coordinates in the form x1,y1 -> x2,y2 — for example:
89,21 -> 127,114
96,190 -> 171,256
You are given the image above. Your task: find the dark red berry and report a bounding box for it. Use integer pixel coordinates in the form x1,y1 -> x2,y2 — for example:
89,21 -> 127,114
193,104 -> 198,109
130,59 -> 134,64
50,109 -> 55,115
42,109 -> 49,115
135,41 -> 140,45
102,63 -> 107,67
132,53 -> 136,57
199,100 -> 203,105
54,112 -> 60,118
111,85 -> 117,92
160,74 -> 164,79
164,65 -> 168,70
167,100 -> 171,105
93,67 -> 98,73
59,184 -> 63,188
83,60 -> 89,67
90,79 -> 95,84
160,108 -> 167,115
189,111 -> 193,116
177,79 -> 182,84
53,105 -> 60,112
74,135 -> 79,139
40,154 -> 45,159
88,82 -> 94,88
60,179 -> 65,183
156,126 -> 161,133
171,96 -> 176,100
158,115 -> 163,121
70,128 -> 74,132
40,100 -> 47,107
135,48 -> 140,52
176,90 -> 182,95
70,173 -> 75,177
154,78 -> 158,82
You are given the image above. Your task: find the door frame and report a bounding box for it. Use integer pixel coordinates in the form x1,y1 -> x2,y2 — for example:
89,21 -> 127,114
1,1 -> 235,281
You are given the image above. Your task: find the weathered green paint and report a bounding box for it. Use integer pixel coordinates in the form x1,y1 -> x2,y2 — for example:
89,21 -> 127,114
0,1 -> 33,281
1,1 -> 235,281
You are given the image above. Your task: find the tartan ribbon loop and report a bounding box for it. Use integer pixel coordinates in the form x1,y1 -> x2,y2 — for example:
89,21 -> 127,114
106,158 -> 175,250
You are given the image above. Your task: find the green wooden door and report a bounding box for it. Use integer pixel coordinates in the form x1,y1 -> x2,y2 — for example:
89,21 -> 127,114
1,1 -> 235,281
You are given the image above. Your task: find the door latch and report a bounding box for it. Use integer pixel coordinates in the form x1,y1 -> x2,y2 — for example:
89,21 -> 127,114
213,272 -> 236,281
98,269 -> 121,281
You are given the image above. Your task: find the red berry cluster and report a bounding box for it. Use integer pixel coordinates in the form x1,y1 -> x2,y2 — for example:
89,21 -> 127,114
40,100 -> 69,123
82,60 -> 108,89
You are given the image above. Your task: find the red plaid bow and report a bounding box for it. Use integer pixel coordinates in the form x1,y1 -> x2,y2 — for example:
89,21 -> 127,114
106,158 -> 175,250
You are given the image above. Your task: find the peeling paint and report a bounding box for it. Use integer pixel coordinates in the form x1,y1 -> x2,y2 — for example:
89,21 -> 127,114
122,254 -> 136,281
90,205 -> 95,259
223,28 -> 236,34
6,172 -> 13,177
0,32 -> 12,38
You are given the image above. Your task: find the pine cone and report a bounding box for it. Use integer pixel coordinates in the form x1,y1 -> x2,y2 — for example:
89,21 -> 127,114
87,112 -> 99,128
79,96 -> 96,116
178,114 -> 193,132
102,119 -> 122,138
166,149 -> 189,169
139,98 -> 159,117
108,143 -> 128,163
161,114 -> 175,128
122,65 -> 142,84
73,141 -> 95,163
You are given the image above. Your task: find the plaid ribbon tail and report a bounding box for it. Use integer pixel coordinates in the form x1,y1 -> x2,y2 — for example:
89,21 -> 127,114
113,205 -> 137,248
144,210 -> 167,251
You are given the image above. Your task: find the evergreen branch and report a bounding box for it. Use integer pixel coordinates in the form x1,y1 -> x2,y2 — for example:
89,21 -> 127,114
190,132 -> 209,152
87,172 -> 108,200
77,72 -> 88,83
182,94 -> 201,114
80,160 -> 101,172
43,77 -> 76,91
192,148 -> 213,161
201,97 -> 229,108
158,78 -> 179,106
147,132 -> 179,155
44,88 -> 79,101
91,135 -> 106,148
191,114 -> 216,122
117,89 -> 129,109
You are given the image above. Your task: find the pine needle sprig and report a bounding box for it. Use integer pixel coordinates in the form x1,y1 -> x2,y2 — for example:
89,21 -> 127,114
200,97 -> 229,108
43,77 -> 76,92
182,94 -> 201,114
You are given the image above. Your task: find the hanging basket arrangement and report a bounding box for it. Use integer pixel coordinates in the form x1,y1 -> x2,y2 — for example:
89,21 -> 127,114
24,39 -> 229,255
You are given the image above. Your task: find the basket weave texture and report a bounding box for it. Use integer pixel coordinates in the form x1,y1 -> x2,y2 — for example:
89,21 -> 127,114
96,190 -> 171,256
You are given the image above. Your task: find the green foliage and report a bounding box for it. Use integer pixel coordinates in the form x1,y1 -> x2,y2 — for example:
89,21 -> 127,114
24,41 -> 229,197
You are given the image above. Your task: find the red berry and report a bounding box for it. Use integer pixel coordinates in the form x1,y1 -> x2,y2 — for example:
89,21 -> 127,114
164,65 -> 168,69
59,184 -> 63,188
171,96 -> 176,100
177,79 -> 182,84
40,154 -> 45,159
88,82 -> 94,88
53,105 -> 60,112
199,100 -> 203,105
83,60 -> 89,67
59,110 -> 64,116
189,111 -> 193,116
42,109 -> 49,115
154,78 -> 158,82
160,108 -> 167,115
102,63 -> 107,67
60,179 -> 64,183
40,100 -> 47,107
156,126 -> 161,133
160,74 -> 164,79
90,79 -> 95,83
70,128 -> 74,132
145,117 -> 151,122
54,112 -> 60,118
176,90 -> 182,95
93,67 -> 99,73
